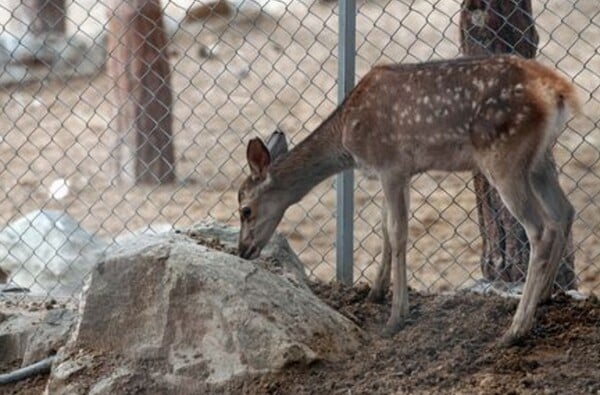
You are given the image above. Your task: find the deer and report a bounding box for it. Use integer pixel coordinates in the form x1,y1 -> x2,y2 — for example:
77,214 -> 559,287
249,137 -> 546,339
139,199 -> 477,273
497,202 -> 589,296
236,54 -> 580,344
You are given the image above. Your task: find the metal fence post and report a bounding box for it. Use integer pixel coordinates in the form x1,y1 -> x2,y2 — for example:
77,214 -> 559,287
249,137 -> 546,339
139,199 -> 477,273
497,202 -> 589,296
336,0 -> 356,285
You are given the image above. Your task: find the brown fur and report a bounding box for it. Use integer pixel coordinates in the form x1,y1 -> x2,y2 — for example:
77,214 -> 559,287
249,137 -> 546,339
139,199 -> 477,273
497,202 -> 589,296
341,56 -> 578,161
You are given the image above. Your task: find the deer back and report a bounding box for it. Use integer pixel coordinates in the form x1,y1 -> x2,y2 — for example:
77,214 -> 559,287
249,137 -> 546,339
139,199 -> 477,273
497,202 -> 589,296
340,55 -> 578,174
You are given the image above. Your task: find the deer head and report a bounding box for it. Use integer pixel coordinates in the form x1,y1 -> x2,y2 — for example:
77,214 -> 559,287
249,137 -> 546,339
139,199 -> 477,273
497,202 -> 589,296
238,130 -> 289,259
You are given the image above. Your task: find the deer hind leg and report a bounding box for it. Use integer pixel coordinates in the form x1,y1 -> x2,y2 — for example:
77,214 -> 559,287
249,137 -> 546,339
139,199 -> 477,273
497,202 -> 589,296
489,160 -> 570,344
380,174 -> 410,335
367,202 -> 392,303
530,154 -> 575,302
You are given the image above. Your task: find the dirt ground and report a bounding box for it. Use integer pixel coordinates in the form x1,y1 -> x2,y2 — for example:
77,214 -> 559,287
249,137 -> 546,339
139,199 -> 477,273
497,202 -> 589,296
0,0 -> 598,295
234,282 -> 600,395
1,282 -> 598,395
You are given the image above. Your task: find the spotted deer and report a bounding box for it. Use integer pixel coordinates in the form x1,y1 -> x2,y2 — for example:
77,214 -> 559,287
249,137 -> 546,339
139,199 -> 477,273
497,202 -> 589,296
237,55 -> 579,343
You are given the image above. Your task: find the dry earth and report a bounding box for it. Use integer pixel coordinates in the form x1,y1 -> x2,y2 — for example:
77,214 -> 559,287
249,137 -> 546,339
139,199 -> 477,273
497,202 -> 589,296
0,0 -> 598,294
2,282 -> 598,394
233,282 -> 600,395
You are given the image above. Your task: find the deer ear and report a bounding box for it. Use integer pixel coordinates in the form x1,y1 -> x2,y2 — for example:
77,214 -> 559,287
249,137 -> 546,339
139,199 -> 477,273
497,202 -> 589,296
247,138 -> 271,179
266,129 -> 288,161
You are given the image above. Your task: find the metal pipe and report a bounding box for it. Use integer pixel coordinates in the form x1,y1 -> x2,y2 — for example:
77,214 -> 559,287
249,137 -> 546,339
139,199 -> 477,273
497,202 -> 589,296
335,0 -> 356,286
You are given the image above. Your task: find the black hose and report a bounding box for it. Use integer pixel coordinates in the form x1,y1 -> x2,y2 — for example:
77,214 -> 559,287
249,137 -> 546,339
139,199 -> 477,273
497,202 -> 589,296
0,356 -> 54,385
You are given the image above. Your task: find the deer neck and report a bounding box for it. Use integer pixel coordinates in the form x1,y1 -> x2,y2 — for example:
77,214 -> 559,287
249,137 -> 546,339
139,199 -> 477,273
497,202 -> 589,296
268,108 -> 355,205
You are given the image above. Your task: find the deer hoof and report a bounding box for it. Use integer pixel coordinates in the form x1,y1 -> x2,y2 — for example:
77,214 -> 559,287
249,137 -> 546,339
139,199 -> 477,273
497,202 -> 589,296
382,318 -> 404,338
499,330 -> 526,347
366,288 -> 386,304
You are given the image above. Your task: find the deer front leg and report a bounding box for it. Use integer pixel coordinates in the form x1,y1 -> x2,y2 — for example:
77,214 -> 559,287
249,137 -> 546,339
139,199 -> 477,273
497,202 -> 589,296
367,202 -> 392,303
380,175 -> 410,335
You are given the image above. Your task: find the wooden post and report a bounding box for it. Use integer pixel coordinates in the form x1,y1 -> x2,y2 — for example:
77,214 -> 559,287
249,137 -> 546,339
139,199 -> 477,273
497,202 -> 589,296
22,0 -> 66,35
106,0 -> 176,184
460,0 -> 576,289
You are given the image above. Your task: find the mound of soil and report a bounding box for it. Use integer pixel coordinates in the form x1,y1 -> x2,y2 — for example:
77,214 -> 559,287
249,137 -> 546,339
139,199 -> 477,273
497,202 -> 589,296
2,282 -> 598,394
231,282 -> 600,395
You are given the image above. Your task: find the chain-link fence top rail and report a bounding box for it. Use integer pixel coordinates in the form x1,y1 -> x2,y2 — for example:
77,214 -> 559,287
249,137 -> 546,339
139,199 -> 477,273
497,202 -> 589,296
0,0 -> 598,299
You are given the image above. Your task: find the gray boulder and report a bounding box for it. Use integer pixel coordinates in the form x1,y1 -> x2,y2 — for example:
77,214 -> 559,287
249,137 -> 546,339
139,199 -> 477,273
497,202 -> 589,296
0,210 -> 107,298
46,225 -> 365,394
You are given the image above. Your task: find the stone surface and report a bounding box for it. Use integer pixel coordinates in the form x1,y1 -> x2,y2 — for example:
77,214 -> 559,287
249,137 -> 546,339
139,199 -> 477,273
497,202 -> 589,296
0,294 -> 76,367
46,228 -> 365,394
0,210 -> 107,298
182,221 -> 307,286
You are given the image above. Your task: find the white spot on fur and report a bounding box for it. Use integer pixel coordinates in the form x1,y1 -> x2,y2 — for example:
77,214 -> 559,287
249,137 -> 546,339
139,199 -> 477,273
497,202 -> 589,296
514,83 -> 524,94
473,79 -> 485,91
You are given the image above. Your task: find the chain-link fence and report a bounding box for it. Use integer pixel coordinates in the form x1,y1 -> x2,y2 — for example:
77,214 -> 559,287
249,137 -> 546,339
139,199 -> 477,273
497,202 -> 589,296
0,0 -> 598,299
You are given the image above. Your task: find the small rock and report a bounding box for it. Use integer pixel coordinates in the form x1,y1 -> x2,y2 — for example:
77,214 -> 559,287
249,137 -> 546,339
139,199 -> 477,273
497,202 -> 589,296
236,64 -> 250,79
271,42 -> 283,53
0,295 -> 76,366
198,43 -> 218,59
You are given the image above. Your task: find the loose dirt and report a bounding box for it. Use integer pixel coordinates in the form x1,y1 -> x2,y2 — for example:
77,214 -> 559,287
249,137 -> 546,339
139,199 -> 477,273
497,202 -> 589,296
0,0 -> 598,294
2,282 -> 598,394
0,360 -> 48,395
230,282 -> 600,395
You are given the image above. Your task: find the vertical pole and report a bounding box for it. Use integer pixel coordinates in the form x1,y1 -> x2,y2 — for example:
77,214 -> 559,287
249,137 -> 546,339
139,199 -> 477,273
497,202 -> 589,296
336,0 -> 355,285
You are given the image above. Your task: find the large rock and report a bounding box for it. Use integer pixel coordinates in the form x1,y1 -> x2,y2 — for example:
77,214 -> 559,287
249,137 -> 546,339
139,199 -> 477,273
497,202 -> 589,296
46,224 -> 365,394
0,210 -> 107,298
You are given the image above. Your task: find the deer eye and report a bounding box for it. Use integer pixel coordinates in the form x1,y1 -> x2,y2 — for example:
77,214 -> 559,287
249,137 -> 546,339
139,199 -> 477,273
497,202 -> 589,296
240,206 -> 252,220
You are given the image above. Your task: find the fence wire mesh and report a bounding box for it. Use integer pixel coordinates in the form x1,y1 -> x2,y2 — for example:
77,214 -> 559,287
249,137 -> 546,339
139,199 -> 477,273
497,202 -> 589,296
0,0 -> 598,299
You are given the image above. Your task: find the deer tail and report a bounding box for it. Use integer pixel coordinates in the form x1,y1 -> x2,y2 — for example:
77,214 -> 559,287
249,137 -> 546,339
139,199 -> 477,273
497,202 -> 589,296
524,60 -> 581,118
